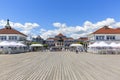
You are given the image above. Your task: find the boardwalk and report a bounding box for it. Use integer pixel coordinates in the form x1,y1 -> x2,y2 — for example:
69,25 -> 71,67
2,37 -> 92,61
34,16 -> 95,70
0,52 -> 120,80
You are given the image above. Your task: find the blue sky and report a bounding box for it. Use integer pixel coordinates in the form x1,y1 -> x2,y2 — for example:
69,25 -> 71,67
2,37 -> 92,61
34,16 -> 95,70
0,0 -> 120,39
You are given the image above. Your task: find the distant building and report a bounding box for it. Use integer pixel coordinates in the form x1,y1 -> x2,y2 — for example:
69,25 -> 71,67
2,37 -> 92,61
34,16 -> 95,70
0,19 -> 27,42
32,35 -> 44,44
88,26 -> 120,44
78,37 -> 88,42
45,38 -> 55,47
46,33 -> 75,48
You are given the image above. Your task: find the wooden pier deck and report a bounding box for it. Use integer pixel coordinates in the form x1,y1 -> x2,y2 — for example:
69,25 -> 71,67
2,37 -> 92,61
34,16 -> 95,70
0,51 -> 120,80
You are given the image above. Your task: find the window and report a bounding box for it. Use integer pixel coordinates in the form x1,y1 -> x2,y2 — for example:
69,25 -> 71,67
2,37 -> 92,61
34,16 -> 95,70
106,36 -> 115,40
96,36 -> 104,40
0,36 -> 6,40
9,36 -> 17,40
96,36 -> 98,40
19,37 -> 26,41
113,36 -> 115,40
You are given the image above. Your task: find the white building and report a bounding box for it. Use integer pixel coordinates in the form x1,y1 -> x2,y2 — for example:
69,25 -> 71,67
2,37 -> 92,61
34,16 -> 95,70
88,26 -> 120,44
0,19 -> 27,54
46,33 -> 75,50
0,19 -> 27,42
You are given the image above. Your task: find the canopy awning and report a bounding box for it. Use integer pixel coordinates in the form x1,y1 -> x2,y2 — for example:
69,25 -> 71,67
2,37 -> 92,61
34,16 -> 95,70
0,41 -> 26,47
70,44 -> 83,47
109,42 -> 117,47
88,41 -> 109,47
98,41 -> 109,47
30,44 -> 43,47
88,42 -> 99,47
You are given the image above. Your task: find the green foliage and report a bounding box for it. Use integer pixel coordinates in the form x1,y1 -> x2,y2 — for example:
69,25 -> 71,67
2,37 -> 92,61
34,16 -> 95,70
77,41 -> 84,45
31,42 -> 39,44
43,44 -> 48,48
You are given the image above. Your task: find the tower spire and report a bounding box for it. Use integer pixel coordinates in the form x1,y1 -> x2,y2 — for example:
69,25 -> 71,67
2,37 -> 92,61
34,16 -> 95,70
5,19 -> 11,29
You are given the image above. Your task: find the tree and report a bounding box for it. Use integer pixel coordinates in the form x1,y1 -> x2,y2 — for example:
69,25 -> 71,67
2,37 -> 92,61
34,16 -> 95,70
77,41 -> 84,45
43,44 -> 48,48
31,42 -> 39,44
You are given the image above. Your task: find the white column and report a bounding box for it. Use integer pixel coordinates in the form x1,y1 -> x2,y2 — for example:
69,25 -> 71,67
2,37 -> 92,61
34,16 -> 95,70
104,35 -> 106,41
17,36 -> 19,41
6,35 -> 9,41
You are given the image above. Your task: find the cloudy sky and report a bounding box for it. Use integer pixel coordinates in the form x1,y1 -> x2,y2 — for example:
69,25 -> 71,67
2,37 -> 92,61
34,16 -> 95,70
0,0 -> 120,39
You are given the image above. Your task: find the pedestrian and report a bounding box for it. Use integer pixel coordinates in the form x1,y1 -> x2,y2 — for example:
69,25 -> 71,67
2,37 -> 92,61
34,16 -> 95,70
76,49 -> 78,54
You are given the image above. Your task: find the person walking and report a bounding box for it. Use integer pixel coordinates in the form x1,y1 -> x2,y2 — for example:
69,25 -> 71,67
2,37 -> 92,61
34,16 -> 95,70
76,49 -> 78,54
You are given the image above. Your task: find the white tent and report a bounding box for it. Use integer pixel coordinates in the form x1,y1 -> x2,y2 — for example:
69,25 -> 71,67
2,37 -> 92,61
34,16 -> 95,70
98,41 -> 109,47
9,42 -> 18,46
0,41 -> 11,46
0,41 -> 27,54
16,42 -> 26,46
70,44 -> 83,47
70,44 -> 83,49
30,44 -> 43,47
0,41 -> 26,47
70,43 -> 84,52
109,42 -> 117,47
116,43 -> 120,47
30,44 -> 43,51
88,42 -> 99,47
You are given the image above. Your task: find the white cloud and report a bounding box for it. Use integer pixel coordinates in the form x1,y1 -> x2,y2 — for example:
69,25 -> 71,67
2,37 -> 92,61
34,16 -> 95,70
53,22 -> 67,28
40,18 -> 120,39
94,18 -> 115,28
0,18 -> 120,40
113,22 -> 120,28
0,20 -> 7,27
40,28 -> 46,33
0,19 -> 40,35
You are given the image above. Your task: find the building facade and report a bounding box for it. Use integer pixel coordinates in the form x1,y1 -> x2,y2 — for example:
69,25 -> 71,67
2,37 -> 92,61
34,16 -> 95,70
88,26 -> 120,44
0,19 -> 27,42
32,35 -> 44,44
0,19 -> 28,54
46,33 -> 75,48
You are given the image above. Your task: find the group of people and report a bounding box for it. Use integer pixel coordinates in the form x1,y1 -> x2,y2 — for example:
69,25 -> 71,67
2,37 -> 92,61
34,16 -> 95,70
75,48 -> 86,53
